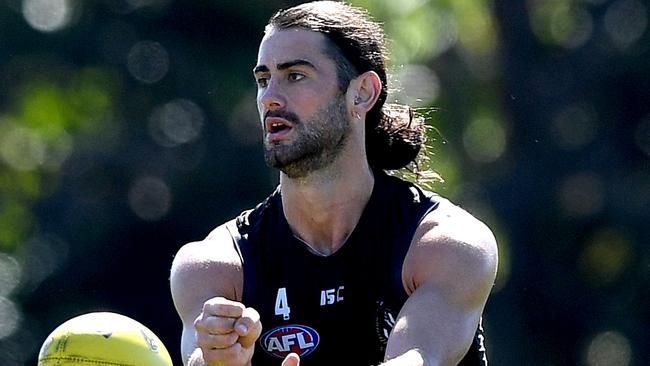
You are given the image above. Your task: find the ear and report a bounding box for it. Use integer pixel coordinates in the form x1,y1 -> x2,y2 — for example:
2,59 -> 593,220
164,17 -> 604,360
347,71 -> 382,118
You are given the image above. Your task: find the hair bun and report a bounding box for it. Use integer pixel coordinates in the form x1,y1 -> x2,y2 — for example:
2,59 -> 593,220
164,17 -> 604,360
366,104 -> 425,170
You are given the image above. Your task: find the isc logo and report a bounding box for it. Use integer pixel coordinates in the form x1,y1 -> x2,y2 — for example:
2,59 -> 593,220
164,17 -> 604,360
260,324 -> 320,359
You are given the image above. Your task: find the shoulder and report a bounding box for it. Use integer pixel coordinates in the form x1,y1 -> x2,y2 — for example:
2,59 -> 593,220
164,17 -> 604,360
403,196 -> 498,305
171,222 -> 242,274
170,222 -> 243,320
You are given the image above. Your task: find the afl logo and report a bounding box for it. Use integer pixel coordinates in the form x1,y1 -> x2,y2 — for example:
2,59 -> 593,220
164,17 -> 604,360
260,324 -> 320,359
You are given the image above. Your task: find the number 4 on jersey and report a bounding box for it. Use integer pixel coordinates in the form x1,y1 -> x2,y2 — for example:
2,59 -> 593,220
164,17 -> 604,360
275,287 -> 290,320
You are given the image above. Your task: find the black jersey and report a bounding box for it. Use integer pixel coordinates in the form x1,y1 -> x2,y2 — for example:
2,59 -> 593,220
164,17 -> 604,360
223,171 -> 488,365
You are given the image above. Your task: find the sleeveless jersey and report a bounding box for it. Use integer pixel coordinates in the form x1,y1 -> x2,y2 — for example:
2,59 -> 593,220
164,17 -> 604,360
223,171 -> 488,365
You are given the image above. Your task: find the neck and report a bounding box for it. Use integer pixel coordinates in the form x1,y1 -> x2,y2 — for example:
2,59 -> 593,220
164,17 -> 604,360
280,157 -> 375,256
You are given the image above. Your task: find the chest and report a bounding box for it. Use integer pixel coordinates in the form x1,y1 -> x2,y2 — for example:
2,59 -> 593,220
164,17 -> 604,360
243,232 -> 408,365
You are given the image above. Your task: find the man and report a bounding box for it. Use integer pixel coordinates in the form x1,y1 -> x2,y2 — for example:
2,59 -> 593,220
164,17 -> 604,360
170,2 -> 498,365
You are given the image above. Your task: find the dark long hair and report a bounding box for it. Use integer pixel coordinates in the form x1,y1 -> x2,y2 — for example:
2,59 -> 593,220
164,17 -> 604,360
266,1 -> 427,172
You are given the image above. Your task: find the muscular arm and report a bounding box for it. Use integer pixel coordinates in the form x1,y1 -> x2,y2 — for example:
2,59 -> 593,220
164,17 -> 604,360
169,225 -> 244,365
383,200 -> 499,366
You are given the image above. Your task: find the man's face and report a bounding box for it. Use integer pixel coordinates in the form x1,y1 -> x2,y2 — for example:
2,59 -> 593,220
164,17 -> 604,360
253,28 -> 351,178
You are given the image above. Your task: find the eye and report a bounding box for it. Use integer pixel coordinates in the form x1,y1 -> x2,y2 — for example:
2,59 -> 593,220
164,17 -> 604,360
255,76 -> 269,88
288,73 -> 305,82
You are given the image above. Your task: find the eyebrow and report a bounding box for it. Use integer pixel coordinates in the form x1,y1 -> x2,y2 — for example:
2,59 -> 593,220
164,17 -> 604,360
253,59 -> 316,74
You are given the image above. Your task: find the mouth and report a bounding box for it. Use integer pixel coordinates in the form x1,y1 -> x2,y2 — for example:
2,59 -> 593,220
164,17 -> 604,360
265,117 -> 294,141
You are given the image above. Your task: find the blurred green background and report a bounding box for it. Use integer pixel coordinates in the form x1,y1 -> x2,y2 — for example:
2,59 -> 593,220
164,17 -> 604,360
1,0 -> 649,365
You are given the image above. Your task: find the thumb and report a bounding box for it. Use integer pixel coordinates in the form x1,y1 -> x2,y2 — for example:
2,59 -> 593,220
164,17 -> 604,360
235,307 -> 262,348
281,353 -> 300,366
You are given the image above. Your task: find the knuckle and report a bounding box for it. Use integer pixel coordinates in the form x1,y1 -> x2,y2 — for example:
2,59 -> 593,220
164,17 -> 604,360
196,334 -> 210,349
193,315 -> 203,329
205,316 -> 235,334
225,331 -> 240,345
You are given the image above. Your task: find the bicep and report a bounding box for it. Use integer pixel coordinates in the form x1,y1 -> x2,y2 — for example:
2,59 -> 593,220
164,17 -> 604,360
387,206 -> 498,365
169,226 -> 243,363
385,280 -> 484,366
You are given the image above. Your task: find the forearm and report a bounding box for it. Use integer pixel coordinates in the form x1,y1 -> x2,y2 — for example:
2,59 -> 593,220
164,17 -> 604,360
187,348 -> 253,366
187,348 -> 207,366
380,349 -> 427,366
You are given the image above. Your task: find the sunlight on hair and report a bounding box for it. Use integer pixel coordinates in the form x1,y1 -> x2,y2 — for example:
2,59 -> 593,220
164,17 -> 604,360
128,176 -> 172,221
462,117 -> 507,163
578,227 -> 632,287
0,296 -> 20,340
604,0 -> 647,50
126,41 -> 170,84
558,171 -> 604,217
634,115 -> 650,156
585,331 -> 632,366
148,99 -> 205,148
550,102 -> 599,151
21,0 -> 76,33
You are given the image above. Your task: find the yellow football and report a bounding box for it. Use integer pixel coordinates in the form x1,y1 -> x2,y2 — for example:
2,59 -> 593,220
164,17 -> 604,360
38,311 -> 173,366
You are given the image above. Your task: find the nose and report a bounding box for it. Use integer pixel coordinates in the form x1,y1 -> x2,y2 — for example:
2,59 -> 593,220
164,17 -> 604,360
259,79 -> 286,111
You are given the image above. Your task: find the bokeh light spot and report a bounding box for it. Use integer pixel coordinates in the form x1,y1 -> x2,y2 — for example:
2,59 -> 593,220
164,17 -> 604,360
455,3 -> 498,55
389,64 -> 440,107
126,41 -> 170,84
579,227 -> 632,286
529,1 -> 594,49
45,131 -> 74,170
105,0 -> 171,14
0,125 -> 46,171
0,201 -> 34,252
558,171 -> 604,217
0,297 -> 20,340
388,7 -> 457,64
604,0 -> 647,50
128,176 -> 172,221
22,0 -> 76,33
0,254 -> 21,297
462,117 -> 507,163
149,99 -> 205,147
19,235 -> 69,292
551,102 -> 599,150
585,331 -> 632,366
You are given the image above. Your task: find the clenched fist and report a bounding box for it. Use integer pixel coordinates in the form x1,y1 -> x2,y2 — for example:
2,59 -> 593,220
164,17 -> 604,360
193,297 -> 262,366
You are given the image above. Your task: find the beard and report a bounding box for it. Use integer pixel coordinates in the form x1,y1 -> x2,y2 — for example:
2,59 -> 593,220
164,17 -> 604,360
263,93 -> 350,179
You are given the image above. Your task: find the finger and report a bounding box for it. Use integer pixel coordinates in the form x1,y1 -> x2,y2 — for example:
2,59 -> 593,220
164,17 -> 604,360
195,315 -> 237,335
196,331 -> 239,350
281,353 -> 300,366
235,307 -> 262,348
201,342 -> 247,366
202,297 -> 245,318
